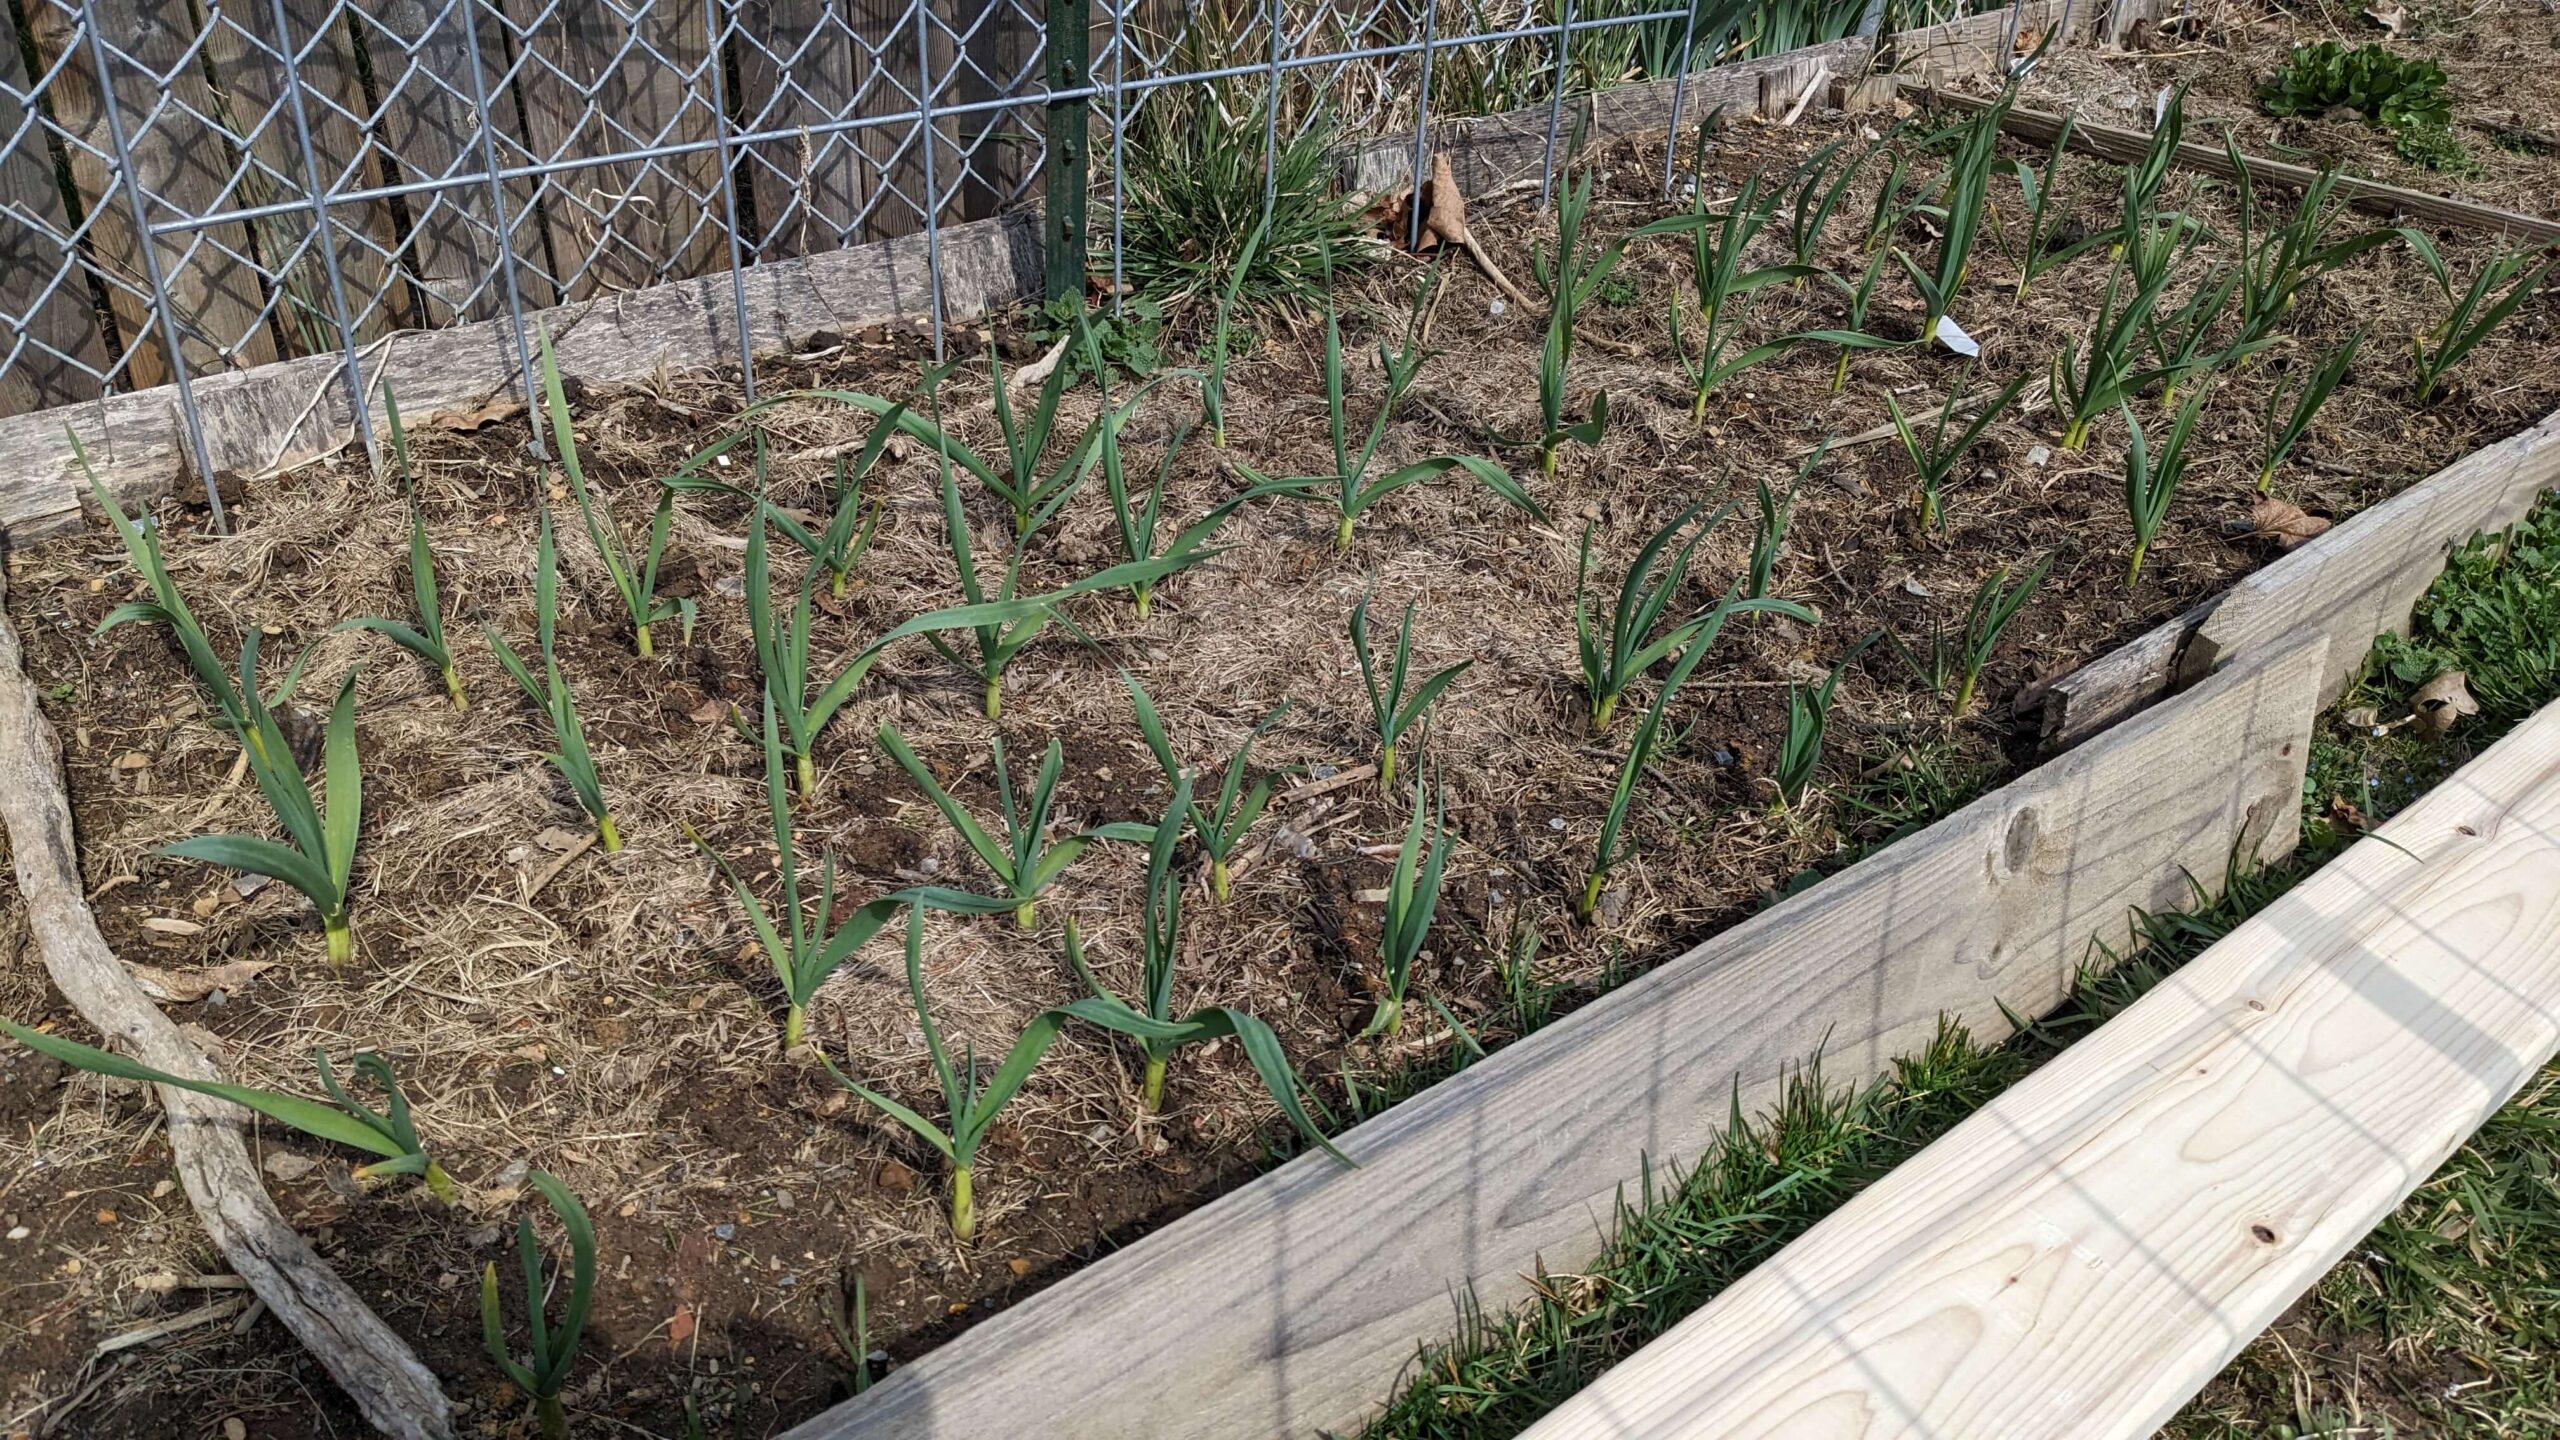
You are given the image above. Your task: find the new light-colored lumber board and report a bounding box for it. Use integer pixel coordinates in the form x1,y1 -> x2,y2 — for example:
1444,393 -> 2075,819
1520,692 -> 2560,1440
785,639 -> 2325,1440
0,212 -> 1041,546
1916,85 -> 2560,244
2186,404 -> 2560,705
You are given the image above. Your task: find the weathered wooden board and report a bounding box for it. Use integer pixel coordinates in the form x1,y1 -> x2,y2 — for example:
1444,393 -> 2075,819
1334,0 -> 2085,199
1520,693 -> 2560,1440
2185,404 -> 2560,705
1334,38 -> 1879,196
735,0 -> 868,257
0,211 -> 1040,543
787,639 -> 2325,1440
1925,87 -> 2560,245
2017,602 -> 2205,753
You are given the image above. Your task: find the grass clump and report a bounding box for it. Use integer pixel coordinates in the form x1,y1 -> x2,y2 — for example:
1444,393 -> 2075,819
1117,84 -> 1371,310
1361,856 -> 2290,1440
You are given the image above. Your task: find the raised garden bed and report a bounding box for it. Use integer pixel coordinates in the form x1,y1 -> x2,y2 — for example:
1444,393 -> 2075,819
3,5 -> 2558,1438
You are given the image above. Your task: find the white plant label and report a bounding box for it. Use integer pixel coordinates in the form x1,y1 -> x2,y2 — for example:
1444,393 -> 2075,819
1932,313 -> 1981,357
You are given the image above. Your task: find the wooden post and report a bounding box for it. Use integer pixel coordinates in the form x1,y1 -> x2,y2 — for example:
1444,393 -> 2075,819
1041,0 -> 1088,303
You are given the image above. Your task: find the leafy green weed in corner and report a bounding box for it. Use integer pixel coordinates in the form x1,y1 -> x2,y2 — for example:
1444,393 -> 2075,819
2256,41 -> 2450,133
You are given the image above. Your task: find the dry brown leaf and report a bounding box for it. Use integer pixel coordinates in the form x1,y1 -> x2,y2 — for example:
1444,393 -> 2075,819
141,916 -> 204,936
1375,153 -> 1533,308
425,396 -> 525,433
2248,497 -> 2331,549
2412,671 -> 2479,735
669,1303 -> 697,1346
126,958 -> 277,1002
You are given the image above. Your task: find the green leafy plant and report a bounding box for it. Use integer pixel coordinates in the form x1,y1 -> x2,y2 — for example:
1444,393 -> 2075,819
1579,495 -> 1730,730
2260,330 -> 2362,492
2051,215 -> 2186,450
1238,257 -> 1539,548
1123,671 -> 1290,901
1631,165 -> 1814,419
1745,449 -> 1810,602
1887,368 -> 2028,530
1351,583 -> 1470,789
1784,136 -> 1870,273
1773,640 -> 1872,812
1824,247 -> 1898,393
696,697 -> 1009,1049
2119,85 -> 2189,240
1864,144 -> 1923,254
2404,236 -> 2558,407
822,910 -> 1095,1242
1368,774 -> 1450,1036
2007,113 -> 2111,298
337,388 -> 466,711
1201,213 -> 1266,448
1086,355 -> 1248,620
538,327 -> 683,659
918,388 -> 1211,718
666,420 -> 888,601
878,728 -> 1148,929
2224,142 -> 2407,352
2257,41 -> 2451,133
1582,615 -> 1715,923
1897,92 -> 2008,341
3,1023 -> 452,1200
80,436 -> 309,761
481,1172 -> 594,1440
160,633 -> 363,964
1532,168 -> 1619,479
1059,781 -> 1346,1161
486,512 -> 621,851
2143,261 -> 2262,404
2393,121 -> 2480,175
1888,552 -> 2054,715
2122,389 -> 2210,586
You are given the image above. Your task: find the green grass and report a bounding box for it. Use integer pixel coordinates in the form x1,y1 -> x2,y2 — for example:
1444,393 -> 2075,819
1361,859 -> 2296,1440
1357,488 -> 2560,1440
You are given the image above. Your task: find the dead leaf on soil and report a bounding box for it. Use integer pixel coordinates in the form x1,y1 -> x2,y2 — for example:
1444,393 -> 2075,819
126,959 -> 277,1002
425,396 -> 526,433
2412,671 -> 2479,735
261,1151 -> 316,1183
669,1303 -> 697,1346
2245,497 -> 2331,549
1373,153 -> 1533,308
2364,3 -> 2411,34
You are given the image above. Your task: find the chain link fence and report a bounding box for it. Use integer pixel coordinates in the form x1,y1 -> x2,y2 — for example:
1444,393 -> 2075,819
1,0 -> 2006,518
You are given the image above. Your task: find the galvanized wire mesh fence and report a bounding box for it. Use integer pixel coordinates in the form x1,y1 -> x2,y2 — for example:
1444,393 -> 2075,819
0,0 -> 1995,519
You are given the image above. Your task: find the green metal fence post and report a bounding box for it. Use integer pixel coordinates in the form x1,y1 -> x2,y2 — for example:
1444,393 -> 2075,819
1043,0 -> 1092,303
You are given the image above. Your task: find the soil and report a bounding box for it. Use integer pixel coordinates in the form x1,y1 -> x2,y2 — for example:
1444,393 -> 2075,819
5,25 -> 2559,1437
2018,0 -> 2560,222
